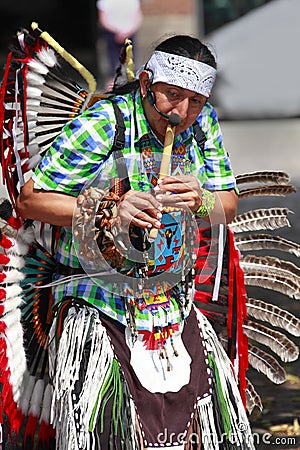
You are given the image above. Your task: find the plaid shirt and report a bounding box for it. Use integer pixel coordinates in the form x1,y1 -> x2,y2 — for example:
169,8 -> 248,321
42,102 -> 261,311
33,90 -> 236,330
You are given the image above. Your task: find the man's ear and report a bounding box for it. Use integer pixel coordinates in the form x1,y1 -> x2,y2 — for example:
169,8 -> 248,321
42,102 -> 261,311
139,70 -> 151,98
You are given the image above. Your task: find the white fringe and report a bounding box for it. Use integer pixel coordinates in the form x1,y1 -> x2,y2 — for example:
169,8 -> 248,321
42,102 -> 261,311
198,396 -> 220,450
49,305 -> 115,450
196,308 -> 255,449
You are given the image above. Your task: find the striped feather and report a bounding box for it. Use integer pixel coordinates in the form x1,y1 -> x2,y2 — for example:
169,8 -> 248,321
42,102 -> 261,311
236,171 -> 291,185
229,208 -> 293,233
247,298 -> 300,337
241,255 -> 300,285
248,344 -> 286,384
243,320 -> 299,362
238,184 -> 296,199
246,378 -> 263,414
243,270 -> 300,299
234,233 -> 300,257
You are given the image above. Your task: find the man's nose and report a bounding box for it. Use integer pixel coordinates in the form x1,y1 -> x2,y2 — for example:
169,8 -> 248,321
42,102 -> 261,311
172,97 -> 189,119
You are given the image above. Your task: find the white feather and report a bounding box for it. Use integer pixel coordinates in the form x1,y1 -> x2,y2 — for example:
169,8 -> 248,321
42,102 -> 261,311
28,379 -> 45,418
37,47 -> 57,68
2,295 -> 23,314
17,131 -> 36,143
9,239 -> 29,256
26,99 -> 41,108
27,143 -> 40,156
17,226 -> 35,246
4,283 -> 23,299
27,120 -> 39,131
2,308 -> 22,329
40,383 -> 53,423
28,154 -> 42,170
27,86 -> 43,98
1,269 -> 25,283
26,71 -> 45,86
3,255 -> 25,269
28,59 -> 49,76
26,110 -> 38,119
19,373 -> 36,414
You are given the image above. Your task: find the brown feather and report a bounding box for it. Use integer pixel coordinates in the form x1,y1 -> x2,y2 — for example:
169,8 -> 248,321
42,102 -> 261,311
248,344 -> 286,384
234,233 -> 300,257
229,208 -> 293,233
246,298 -> 300,337
241,255 -> 300,284
238,184 -> 296,199
246,378 -> 263,414
243,269 -> 300,299
236,171 -> 291,185
243,320 -> 299,362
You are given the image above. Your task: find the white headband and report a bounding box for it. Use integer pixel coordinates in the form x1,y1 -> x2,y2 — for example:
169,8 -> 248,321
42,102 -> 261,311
141,50 -> 217,97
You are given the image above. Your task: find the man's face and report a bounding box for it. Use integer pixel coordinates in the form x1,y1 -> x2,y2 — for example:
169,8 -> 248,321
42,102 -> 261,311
140,72 -> 207,142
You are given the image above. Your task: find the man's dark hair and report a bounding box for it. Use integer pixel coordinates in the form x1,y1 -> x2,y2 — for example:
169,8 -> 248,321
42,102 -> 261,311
155,35 -> 216,69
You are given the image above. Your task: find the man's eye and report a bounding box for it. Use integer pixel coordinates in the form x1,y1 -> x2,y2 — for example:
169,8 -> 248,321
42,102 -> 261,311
167,91 -> 180,100
191,98 -> 203,105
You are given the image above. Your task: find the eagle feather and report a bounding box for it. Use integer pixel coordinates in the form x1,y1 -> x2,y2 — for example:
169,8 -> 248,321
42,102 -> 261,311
238,184 -> 296,199
236,171 -> 291,185
243,320 -> 299,362
248,344 -> 286,384
246,297 -> 300,337
229,208 -> 293,233
234,233 -> 300,257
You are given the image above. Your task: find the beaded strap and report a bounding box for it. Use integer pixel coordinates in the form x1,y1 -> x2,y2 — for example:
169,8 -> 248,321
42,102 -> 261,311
194,189 -> 216,218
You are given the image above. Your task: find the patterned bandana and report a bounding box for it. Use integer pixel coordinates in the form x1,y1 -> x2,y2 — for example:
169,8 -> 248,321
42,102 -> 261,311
141,50 -> 217,97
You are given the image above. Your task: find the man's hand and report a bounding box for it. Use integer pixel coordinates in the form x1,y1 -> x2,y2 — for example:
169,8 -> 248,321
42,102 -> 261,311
117,190 -> 162,229
154,175 -> 202,212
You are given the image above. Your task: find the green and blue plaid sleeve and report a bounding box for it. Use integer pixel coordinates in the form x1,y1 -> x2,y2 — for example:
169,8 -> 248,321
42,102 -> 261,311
32,100 -> 118,196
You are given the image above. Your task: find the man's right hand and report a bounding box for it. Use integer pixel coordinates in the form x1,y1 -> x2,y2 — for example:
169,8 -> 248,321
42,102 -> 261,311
117,190 -> 162,230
